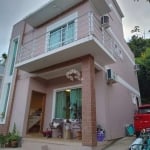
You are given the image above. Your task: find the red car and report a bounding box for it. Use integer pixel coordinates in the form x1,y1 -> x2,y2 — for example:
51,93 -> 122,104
134,104 -> 150,137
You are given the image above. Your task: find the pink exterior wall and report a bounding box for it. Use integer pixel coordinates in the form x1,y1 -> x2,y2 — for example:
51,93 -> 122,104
95,70 -> 137,139
7,0 -> 140,141
106,84 -> 136,139
110,50 -> 139,91
10,68 -> 138,139
9,73 -> 30,135
106,0 -> 134,60
9,71 -> 48,136
9,71 -> 81,136
20,1 -> 90,61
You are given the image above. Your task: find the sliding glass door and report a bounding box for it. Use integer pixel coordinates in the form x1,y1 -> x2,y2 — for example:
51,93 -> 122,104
55,88 -> 81,119
49,20 -> 75,50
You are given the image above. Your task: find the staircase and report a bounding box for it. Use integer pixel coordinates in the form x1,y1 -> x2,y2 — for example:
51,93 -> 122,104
28,115 -> 41,130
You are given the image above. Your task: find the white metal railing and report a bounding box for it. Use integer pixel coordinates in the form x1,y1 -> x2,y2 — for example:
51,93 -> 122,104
16,12 -> 120,64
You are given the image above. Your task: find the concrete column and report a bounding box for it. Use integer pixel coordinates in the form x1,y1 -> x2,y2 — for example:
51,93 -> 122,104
81,55 -> 97,146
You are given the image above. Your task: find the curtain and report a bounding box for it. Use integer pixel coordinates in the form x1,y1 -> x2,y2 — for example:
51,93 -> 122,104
55,91 -> 66,119
66,21 -> 75,44
70,88 -> 82,119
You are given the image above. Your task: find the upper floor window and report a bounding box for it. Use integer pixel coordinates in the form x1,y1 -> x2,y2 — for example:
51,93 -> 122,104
9,38 -> 19,75
48,20 -> 75,50
46,12 -> 78,51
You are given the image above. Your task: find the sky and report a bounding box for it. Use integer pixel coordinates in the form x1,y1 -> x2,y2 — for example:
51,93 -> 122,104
0,0 -> 150,56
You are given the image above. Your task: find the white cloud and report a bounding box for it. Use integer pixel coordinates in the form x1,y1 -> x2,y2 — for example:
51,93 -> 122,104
0,0 -> 49,55
116,0 -> 150,40
0,0 -> 150,55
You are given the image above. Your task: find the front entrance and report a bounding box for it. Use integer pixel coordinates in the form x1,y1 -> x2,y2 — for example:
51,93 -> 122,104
27,91 -> 46,134
54,88 -> 82,120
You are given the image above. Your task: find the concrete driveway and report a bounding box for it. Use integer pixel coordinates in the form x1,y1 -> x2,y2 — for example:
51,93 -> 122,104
103,136 -> 136,150
1,136 -> 135,150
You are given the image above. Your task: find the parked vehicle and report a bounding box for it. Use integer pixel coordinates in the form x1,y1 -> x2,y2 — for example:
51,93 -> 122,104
134,104 -> 150,137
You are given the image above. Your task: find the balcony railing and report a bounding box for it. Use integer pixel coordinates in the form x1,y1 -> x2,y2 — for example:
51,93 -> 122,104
16,12 -> 120,64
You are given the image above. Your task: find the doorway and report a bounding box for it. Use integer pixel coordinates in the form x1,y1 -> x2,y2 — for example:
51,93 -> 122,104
54,88 -> 82,120
27,91 -> 46,134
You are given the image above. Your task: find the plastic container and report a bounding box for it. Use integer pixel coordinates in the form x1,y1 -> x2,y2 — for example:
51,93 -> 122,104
97,130 -> 105,142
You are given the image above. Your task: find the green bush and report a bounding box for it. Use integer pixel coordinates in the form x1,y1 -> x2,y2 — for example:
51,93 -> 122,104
0,134 -> 6,148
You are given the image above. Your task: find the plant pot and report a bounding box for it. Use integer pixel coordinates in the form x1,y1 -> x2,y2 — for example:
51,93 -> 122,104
76,131 -> 82,140
11,140 -> 18,148
63,129 -> 71,139
5,142 -> 11,148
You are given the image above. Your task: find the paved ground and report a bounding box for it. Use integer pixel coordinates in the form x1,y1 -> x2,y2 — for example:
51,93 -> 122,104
1,136 -> 136,150
103,136 -> 136,150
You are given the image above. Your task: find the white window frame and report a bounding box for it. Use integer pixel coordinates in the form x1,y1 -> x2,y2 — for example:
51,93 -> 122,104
51,84 -> 82,121
7,37 -> 20,76
0,36 -> 19,124
45,12 -> 78,52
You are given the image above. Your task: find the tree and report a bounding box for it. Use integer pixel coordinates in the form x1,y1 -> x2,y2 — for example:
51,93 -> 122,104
131,26 -> 140,35
136,48 -> 150,103
128,36 -> 150,104
0,53 -> 7,65
128,35 -> 147,57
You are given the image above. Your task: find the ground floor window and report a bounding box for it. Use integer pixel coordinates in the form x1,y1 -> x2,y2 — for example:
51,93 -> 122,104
55,88 -> 82,120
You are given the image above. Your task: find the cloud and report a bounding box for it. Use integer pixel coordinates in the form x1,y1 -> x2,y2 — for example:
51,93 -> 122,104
0,0 -> 49,53
117,0 -> 150,40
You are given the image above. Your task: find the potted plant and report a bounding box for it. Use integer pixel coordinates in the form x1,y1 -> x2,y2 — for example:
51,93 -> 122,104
7,123 -> 21,148
5,133 -> 11,148
9,133 -> 20,147
70,103 -> 82,140
0,134 -> 6,148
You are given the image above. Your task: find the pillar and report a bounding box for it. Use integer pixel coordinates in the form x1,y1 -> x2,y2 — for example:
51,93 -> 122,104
81,55 -> 97,146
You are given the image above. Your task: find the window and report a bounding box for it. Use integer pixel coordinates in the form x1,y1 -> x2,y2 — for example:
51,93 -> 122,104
55,88 -> 82,119
3,83 -> 10,114
48,21 -> 75,50
9,39 -> 18,75
139,107 -> 150,114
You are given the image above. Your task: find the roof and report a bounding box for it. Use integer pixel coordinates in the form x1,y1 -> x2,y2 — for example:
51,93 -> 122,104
24,0 -> 84,28
112,0 -> 124,18
23,0 -> 111,28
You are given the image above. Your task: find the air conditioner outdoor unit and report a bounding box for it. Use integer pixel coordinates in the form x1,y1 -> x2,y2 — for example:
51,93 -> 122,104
101,16 -> 110,28
134,64 -> 140,71
106,69 -> 117,84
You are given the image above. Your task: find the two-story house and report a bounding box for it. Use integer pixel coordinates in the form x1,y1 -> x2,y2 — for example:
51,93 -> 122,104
0,0 -> 140,149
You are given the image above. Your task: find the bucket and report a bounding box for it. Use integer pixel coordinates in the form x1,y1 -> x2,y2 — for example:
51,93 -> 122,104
97,131 -> 105,142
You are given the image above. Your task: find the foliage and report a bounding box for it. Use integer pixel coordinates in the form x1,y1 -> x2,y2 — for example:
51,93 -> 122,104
131,26 -> 140,35
8,123 -> 20,141
128,35 -> 150,57
2,53 -> 7,60
128,35 -> 150,104
0,53 -> 7,65
71,103 -> 82,120
1,123 -> 21,147
136,48 -> 150,104
0,134 -> 6,147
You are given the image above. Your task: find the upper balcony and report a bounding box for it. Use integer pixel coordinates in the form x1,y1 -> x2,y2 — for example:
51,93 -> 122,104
16,12 -> 117,72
